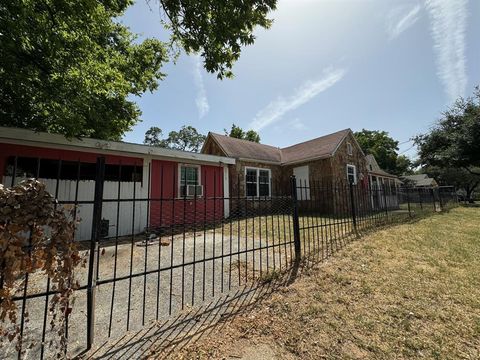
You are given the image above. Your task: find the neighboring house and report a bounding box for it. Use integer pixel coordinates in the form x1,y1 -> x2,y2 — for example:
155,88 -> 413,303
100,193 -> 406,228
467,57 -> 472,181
0,127 -> 234,240
365,154 -> 400,210
202,128 -> 368,212
402,174 -> 438,188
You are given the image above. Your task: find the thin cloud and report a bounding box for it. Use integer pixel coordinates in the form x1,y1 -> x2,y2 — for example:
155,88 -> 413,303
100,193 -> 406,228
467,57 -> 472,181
249,68 -> 347,131
425,0 -> 468,103
386,4 -> 422,40
193,55 -> 209,119
290,118 -> 307,131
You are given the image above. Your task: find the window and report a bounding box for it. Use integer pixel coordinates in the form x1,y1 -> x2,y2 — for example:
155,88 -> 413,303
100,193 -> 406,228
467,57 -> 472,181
347,142 -> 353,155
179,164 -> 201,197
346,164 -> 357,184
245,167 -> 271,197
4,156 -> 143,182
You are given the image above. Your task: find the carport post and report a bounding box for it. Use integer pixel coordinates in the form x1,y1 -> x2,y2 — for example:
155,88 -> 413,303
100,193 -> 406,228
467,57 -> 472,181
86,157 -> 105,350
290,176 -> 301,261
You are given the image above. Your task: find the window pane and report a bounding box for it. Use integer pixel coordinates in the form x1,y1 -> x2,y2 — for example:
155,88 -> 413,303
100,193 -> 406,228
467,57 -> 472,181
246,182 -> 257,197
246,169 -> 257,181
259,170 -> 269,183
180,166 -> 199,186
246,169 -> 258,197
259,183 -> 270,197
347,165 -> 356,184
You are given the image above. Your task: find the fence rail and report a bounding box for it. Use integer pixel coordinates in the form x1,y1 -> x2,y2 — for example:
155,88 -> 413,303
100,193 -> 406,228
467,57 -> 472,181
0,156 -> 458,359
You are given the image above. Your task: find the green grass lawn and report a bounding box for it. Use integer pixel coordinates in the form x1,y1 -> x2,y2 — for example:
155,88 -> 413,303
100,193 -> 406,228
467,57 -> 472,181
170,206 -> 480,359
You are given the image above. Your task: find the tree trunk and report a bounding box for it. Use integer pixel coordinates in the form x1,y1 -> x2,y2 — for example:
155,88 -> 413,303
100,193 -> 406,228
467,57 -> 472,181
466,188 -> 474,203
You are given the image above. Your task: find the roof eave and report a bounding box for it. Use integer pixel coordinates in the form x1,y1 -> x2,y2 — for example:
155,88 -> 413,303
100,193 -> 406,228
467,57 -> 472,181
0,127 -> 236,165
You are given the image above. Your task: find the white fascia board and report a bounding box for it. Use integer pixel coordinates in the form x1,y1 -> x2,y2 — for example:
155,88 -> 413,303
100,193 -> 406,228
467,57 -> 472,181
0,127 -> 235,165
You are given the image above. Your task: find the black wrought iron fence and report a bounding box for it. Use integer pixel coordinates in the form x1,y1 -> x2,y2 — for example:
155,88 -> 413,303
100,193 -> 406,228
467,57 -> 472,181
0,156 -> 458,359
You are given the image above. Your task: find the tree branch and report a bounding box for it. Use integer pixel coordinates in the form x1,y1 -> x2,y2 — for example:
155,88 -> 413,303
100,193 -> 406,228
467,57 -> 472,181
463,167 -> 480,176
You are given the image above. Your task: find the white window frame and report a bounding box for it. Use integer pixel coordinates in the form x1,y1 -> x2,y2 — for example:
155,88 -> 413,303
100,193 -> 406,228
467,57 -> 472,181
244,167 -> 272,198
347,142 -> 353,155
178,163 -> 202,197
346,164 -> 357,185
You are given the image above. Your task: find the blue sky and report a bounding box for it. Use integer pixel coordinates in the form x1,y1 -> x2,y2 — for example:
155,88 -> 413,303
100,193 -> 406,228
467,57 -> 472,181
121,0 -> 480,159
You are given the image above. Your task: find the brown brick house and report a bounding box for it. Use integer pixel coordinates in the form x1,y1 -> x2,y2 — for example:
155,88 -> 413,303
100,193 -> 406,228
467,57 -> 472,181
201,129 -> 368,207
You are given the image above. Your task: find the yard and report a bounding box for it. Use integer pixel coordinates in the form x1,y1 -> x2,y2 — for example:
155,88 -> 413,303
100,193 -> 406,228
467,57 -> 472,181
161,206 -> 480,359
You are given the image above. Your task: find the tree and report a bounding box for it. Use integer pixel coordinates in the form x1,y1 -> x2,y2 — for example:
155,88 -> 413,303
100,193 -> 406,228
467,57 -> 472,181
167,126 -> 206,152
0,1 -> 277,140
415,87 -> 480,175
225,124 -> 261,143
144,125 -> 206,152
245,130 -> 261,143
144,127 -> 167,147
354,129 -> 408,175
423,166 -> 479,203
1,0 -> 168,140
396,155 -> 414,176
161,0 -> 277,79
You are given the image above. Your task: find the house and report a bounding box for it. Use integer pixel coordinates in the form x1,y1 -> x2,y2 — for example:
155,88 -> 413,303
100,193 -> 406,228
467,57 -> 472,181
402,174 -> 438,188
366,154 -> 400,210
201,128 -> 368,212
0,127 -> 235,240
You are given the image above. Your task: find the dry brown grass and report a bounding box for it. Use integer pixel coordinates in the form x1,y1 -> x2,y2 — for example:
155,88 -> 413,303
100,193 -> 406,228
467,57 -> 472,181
159,207 -> 480,360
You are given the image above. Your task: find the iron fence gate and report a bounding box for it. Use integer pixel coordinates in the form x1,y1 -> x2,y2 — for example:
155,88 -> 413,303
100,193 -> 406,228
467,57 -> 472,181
0,156 -> 458,359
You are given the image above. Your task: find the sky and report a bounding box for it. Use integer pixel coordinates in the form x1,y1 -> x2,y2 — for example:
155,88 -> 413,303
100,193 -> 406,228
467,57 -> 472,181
120,0 -> 480,159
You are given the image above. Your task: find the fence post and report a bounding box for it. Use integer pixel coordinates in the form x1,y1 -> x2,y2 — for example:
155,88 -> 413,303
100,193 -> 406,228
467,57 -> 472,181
418,188 -> 423,210
382,183 -> 389,219
86,157 -> 105,350
406,187 -> 412,217
290,176 -> 301,262
349,182 -> 358,235
438,188 -> 443,211
431,188 -> 436,212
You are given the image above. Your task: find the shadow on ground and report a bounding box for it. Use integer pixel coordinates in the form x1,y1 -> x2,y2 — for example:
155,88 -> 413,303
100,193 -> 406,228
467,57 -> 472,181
79,262 -> 300,360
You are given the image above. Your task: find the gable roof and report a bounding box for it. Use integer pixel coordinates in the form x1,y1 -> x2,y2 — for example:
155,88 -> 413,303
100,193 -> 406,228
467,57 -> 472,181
365,154 -> 398,178
402,174 -> 438,187
207,133 -> 282,163
205,129 -> 352,165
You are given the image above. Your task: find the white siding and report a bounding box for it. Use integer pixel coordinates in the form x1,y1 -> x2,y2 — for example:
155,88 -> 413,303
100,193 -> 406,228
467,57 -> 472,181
3,172 -> 149,241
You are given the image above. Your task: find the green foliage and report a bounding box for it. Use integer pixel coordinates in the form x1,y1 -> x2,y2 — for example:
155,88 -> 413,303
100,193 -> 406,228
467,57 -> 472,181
0,0 -> 277,139
144,126 -> 168,147
144,125 -> 206,152
225,123 -> 261,143
0,0 -> 168,140
396,155 -> 414,176
423,166 -> 479,202
167,125 -> 206,152
354,129 -> 410,175
415,87 -> 480,175
161,0 -> 277,79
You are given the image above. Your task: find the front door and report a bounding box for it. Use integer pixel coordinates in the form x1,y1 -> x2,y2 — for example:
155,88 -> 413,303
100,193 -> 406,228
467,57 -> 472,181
293,165 -> 310,200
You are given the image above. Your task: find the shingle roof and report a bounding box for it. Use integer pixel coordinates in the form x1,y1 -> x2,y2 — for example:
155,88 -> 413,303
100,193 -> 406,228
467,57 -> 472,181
281,129 -> 350,164
208,133 -> 282,163
366,154 -> 398,178
207,129 -> 351,165
402,174 -> 437,187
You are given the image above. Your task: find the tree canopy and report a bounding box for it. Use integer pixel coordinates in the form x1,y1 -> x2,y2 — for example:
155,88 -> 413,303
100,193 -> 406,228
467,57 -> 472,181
423,166 -> 479,203
354,129 -> 412,176
144,125 -> 206,152
0,0 -> 277,140
225,124 -> 261,143
415,87 -> 480,175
